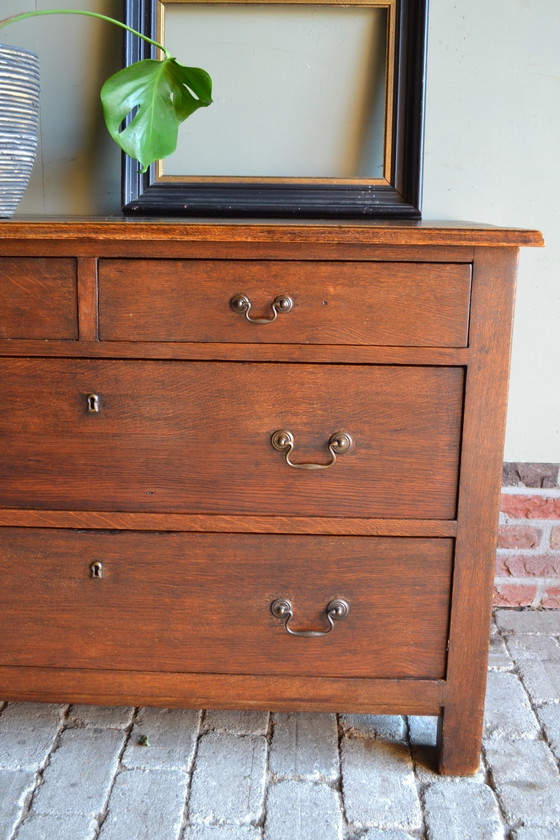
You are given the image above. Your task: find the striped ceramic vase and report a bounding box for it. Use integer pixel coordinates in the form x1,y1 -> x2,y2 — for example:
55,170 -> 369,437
0,44 -> 40,218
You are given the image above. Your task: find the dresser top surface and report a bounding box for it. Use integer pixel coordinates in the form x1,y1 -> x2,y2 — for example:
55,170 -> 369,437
0,217 -> 544,248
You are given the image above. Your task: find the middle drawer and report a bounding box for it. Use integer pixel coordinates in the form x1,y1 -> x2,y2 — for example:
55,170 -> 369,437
0,359 -> 464,519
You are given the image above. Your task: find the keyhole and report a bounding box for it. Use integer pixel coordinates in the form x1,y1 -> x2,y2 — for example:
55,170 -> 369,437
90,561 -> 103,579
87,393 -> 100,413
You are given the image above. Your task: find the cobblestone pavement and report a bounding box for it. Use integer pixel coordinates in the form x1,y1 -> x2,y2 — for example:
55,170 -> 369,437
0,608 -> 559,840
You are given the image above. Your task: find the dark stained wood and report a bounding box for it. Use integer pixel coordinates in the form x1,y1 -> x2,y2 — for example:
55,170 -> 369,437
98,260 -> 472,347
0,219 -> 543,775
0,359 -> 464,519
438,247 -> 519,775
0,339 -> 469,366
0,239 -> 477,262
0,217 -> 545,247
0,529 -> 453,679
0,257 -> 78,339
77,257 -> 98,341
0,667 -> 444,714
0,509 -> 458,536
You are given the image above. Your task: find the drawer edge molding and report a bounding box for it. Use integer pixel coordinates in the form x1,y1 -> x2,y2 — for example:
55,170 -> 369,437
0,511 -> 458,536
0,666 -> 445,715
0,340 -> 470,365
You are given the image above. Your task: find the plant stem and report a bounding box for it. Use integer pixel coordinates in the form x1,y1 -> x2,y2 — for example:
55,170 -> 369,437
0,9 -> 171,60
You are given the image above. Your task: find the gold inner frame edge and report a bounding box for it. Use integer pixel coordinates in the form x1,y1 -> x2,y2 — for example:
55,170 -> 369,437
154,0 -> 396,185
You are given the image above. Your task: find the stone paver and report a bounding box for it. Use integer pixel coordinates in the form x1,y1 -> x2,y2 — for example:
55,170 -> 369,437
123,707 -> 200,770
14,813 -> 98,840
506,634 -> 560,660
517,659 -> 560,705
487,633 -> 514,670
32,727 -> 125,815
269,713 -> 338,781
340,714 -> 406,742
203,710 -> 269,736
0,608 -> 558,839
423,782 -> 503,839
189,732 -> 267,825
264,780 -> 342,840
185,827 -> 262,840
0,704 -> 65,770
537,703 -> 560,760
98,769 -> 188,840
483,671 -> 540,739
358,832 -> 416,840
341,738 -> 421,830
484,738 -> 560,827
0,770 -> 36,840
67,704 -> 134,729
407,716 -> 438,747
495,610 -> 560,635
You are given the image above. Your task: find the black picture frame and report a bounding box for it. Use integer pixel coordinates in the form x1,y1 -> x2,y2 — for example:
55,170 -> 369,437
122,0 -> 428,218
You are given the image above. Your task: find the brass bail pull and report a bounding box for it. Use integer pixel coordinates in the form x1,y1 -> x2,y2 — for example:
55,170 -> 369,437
270,598 -> 349,637
230,294 -> 293,324
271,430 -> 353,470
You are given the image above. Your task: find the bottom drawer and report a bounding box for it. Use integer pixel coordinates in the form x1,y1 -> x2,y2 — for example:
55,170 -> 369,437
0,529 -> 453,680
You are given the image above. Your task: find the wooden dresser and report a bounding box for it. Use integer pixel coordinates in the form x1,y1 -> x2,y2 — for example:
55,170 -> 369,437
0,218 -> 543,775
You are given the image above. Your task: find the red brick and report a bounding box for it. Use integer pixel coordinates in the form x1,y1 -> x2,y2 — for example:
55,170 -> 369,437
493,583 -> 538,607
495,554 -> 560,578
500,494 -> 560,520
551,527 -> 560,550
542,587 -> 560,608
497,525 -> 542,549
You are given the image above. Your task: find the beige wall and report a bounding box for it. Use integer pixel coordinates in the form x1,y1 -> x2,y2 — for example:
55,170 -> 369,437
3,0 -> 559,461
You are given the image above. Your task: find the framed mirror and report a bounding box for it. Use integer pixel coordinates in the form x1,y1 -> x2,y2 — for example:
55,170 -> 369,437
122,0 -> 428,218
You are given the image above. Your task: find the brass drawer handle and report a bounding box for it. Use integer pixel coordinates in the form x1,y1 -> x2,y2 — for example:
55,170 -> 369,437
271,430 -> 353,470
270,598 -> 349,637
230,293 -> 293,324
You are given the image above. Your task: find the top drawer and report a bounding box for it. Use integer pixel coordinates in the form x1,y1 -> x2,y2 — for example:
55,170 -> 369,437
0,258 -> 78,339
98,259 -> 471,347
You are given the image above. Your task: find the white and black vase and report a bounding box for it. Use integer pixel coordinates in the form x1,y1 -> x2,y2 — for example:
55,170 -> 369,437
0,44 -> 40,218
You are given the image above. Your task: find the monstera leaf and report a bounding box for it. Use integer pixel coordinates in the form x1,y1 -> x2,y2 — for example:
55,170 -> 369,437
101,57 -> 212,172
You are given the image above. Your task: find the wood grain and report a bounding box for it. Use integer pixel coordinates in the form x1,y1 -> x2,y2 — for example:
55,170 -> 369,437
98,259 -> 472,347
0,219 -> 542,775
0,359 -> 464,518
0,509 -> 458,536
438,247 -> 519,775
0,528 -> 453,679
0,217 -> 545,247
0,666 -> 444,714
0,339 -> 469,366
0,257 -> 78,339
77,257 -> 98,341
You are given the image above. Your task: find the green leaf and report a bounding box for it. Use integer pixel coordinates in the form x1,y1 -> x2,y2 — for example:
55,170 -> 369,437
100,58 -> 212,173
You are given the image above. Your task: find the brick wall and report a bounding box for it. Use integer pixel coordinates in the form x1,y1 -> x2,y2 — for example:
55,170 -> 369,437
494,463 -> 560,609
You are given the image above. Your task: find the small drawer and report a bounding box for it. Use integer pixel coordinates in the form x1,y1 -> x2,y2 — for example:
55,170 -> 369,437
0,258 -> 78,339
0,528 -> 453,679
0,358 -> 464,519
98,259 -> 471,347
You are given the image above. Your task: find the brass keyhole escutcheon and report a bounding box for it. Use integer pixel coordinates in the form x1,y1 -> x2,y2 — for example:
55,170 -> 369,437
90,561 -> 103,579
87,393 -> 100,413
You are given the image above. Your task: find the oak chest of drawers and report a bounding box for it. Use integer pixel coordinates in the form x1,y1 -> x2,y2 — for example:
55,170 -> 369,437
0,218 -> 542,774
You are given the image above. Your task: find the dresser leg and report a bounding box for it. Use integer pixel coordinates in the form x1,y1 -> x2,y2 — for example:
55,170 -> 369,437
436,705 -> 483,776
